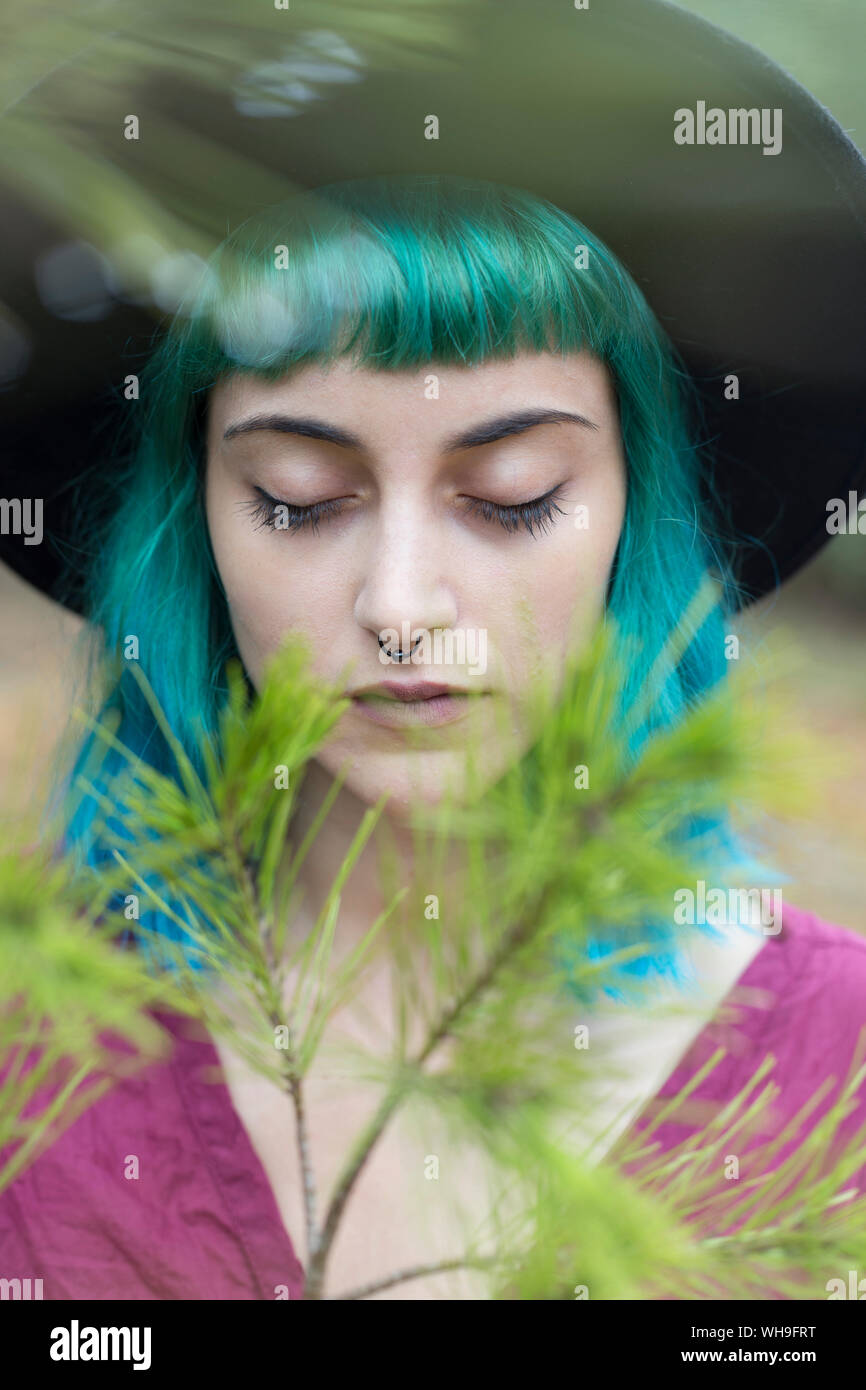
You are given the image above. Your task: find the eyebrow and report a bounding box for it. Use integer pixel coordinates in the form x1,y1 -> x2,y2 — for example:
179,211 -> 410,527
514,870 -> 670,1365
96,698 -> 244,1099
222,406 -> 600,453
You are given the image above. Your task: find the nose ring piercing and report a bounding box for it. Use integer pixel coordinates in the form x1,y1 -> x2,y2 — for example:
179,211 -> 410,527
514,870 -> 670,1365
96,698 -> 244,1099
378,633 -> 423,663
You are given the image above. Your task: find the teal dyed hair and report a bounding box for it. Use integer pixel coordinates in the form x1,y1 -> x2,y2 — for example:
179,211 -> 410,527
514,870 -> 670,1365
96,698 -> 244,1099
64,173 -> 754,995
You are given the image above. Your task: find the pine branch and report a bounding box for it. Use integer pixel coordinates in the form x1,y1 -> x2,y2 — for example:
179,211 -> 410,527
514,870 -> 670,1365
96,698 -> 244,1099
3,621 -> 858,1304
326,1254 -> 501,1302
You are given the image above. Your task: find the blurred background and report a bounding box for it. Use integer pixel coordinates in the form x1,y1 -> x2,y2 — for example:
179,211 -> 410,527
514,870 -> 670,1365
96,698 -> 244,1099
0,0 -> 863,928
673,0 -> 866,929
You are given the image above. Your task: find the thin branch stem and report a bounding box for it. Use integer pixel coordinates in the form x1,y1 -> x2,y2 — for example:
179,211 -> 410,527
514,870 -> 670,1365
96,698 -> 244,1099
281,1025 -> 319,1257
326,1254 -> 500,1301
303,891 -> 545,1298
230,834 -> 321,1262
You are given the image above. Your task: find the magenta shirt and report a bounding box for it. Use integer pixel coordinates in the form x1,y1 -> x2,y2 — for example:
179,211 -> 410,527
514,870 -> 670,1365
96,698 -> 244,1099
2,901 -> 866,1300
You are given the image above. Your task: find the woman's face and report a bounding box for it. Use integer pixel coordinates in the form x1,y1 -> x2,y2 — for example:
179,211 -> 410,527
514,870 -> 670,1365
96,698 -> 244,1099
205,351 -> 627,813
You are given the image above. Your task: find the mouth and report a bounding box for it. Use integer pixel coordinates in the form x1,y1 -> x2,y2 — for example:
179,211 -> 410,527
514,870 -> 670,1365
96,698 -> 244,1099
347,680 -> 489,729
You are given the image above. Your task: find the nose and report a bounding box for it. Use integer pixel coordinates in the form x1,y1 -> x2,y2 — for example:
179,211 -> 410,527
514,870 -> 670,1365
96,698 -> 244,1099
353,494 -> 459,653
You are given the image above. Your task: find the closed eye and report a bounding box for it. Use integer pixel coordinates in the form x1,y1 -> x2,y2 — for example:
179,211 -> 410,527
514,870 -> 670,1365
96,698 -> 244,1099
459,482 -> 568,536
245,487 -> 353,534
246,482 -> 568,537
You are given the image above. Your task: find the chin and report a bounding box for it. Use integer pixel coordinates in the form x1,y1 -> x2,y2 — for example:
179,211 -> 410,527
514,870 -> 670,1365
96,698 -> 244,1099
319,748 -> 493,821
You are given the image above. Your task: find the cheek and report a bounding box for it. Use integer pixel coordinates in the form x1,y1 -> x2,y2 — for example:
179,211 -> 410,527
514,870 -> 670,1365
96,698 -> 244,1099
206,487 -> 347,685
493,488 -> 625,674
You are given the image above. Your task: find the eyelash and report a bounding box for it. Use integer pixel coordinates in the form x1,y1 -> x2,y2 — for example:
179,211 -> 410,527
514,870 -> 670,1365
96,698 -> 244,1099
461,485 -> 567,536
246,489 -> 346,535
247,484 -> 567,537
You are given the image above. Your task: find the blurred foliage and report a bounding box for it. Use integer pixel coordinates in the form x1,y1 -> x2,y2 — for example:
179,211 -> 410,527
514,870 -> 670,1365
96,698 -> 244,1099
0,0 -> 465,297
0,834 -> 200,1196
7,589 -> 856,1300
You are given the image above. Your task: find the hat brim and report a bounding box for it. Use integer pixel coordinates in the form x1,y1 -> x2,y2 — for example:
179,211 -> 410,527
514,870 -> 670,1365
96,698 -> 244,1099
1,0 -> 864,609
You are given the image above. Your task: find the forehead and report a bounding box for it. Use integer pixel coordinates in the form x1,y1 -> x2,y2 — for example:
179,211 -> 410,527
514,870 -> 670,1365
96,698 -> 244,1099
206,350 -> 618,450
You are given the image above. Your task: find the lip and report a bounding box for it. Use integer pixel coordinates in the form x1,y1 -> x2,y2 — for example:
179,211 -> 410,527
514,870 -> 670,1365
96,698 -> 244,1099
347,680 -> 489,728
351,681 -> 468,702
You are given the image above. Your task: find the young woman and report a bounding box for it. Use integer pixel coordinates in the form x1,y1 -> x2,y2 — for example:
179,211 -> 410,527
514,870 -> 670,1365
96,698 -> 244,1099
1,171 -> 865,1300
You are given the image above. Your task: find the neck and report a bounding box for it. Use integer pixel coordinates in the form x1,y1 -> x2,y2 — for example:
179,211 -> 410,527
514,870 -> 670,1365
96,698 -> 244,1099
285,760 -> 464,949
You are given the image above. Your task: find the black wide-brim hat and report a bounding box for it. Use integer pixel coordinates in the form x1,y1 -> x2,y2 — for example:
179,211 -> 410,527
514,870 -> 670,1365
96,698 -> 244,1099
1,0 -> 864,609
